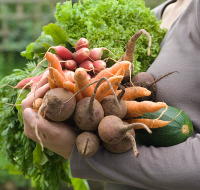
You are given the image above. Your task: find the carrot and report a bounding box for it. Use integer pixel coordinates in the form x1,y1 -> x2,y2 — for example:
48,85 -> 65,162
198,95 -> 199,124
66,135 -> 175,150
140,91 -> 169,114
90,61 -> 131,85
63,80 -> 75,93
95,76 -> 123,102
124,101 -> 167,118
74,67 -> 94,97
119,29 -> 152,63
52,68 -> 65,88
33,98 -> 43,110
116,86 -> 151,101
125,118 -> 172,129
45,52 -> 63,77
47,76 -> 57,89
105,65 -> 125,96
74,81 -> 83,102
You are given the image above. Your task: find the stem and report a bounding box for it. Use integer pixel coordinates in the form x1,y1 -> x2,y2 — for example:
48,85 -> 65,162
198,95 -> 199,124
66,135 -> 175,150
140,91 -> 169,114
115,82 -> 125,103
126,133 -> 139,158
121,122 -> 152,134
149,71 -> 179,85
88,77 -> 105,112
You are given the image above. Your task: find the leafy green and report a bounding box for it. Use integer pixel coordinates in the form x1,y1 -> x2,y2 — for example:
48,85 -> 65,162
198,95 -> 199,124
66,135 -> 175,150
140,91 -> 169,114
22,0 -> 167,74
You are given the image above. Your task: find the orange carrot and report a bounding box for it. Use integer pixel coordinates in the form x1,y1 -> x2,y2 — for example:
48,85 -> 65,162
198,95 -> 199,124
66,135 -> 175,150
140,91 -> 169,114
45,52 -> 63,77
90,61 -> 131,85
105,65 -> 125,96
125,118 -> 171,129
95,76 -> 123,102
52,68 -> 65,88
124,101 -> 167,118
33,98 -> 43,110
63,80 -> 75,93
74,67 -> 94,97
74,81 -> 83,102
47,76 -> 57,89
116,86 -> 151,101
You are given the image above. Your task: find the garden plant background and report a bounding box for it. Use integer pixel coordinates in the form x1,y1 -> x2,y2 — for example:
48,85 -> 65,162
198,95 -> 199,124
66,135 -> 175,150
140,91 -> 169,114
0,0 -> 165,189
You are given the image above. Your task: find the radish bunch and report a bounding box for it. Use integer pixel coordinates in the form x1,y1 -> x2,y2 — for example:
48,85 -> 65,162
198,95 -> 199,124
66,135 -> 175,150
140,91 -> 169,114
52,37 -> 107,83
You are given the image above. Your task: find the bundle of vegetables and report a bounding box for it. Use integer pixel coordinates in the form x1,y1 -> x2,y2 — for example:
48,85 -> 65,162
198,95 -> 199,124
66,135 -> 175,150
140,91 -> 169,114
25,33 -> 164,157
28,33 -> 193,160
0,0 -> 171,189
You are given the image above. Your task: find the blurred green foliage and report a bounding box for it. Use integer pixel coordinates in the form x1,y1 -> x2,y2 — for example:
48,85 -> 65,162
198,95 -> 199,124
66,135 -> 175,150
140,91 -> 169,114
0,0 -> 66,80
145,0 -> 166,9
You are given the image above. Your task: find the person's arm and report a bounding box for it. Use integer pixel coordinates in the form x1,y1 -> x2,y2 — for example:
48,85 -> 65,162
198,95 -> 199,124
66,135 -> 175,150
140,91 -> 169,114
70,134 -> 200,190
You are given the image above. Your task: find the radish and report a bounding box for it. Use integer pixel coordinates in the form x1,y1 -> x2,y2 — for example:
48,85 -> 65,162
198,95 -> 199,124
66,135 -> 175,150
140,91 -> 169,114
64,60 -> 77,70
39,88 -> 76,122
75,37 -> 89,51
87,73 -> 92,81
92,60 -> 106,74
53,46 -> 73,60
87,48 -> 103,61
101,83 -> 127,119
76,131 -> 99,157
63,70 -> 75,83
78,60 -> 94,72
98,115 -> 151,144
54,54 -> 65,68
16,73 -> 44,89
73,48 -> 90,64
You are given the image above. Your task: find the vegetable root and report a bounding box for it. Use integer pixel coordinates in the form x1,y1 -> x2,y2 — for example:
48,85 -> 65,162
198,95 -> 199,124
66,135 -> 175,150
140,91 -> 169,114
124,101 -> 167,118
76,132 -> 100,157
73,77 -> 117,131
98,115 -> 151,144
119,29 -> 152,82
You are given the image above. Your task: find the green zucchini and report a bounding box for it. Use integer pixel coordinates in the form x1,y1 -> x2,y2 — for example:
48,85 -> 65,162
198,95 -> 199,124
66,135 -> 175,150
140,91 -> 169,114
135,106 -> 194,147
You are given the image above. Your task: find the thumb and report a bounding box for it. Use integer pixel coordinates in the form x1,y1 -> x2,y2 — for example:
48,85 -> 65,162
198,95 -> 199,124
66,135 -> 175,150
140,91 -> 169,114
24,108 -> 36,121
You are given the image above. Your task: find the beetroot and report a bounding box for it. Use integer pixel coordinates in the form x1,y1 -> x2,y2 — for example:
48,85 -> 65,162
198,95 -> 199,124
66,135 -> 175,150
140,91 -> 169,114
72,77 -> 117,131
76,132 -> 99,157
131,72 -> 156,101
73,97 -> 104,131
98,115 -> 151,144
101,83 -> 127,119
40,88 -> 76,122
102,128 -> 139,156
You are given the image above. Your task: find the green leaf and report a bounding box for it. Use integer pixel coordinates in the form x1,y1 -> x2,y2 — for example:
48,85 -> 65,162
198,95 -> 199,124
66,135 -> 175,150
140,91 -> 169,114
33,35 -> 55,53
21,43 -> 35,59
43,23 -> 69,45
71,178 -> 90,190
33,143 -> 48,171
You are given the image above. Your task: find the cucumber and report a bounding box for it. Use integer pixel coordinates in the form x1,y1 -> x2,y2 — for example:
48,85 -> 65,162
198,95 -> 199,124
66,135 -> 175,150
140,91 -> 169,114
135,106 -> 194,147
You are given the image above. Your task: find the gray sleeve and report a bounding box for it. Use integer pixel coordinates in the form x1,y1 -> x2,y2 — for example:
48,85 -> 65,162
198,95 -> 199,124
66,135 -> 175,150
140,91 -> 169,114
70,134 -> 200,190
